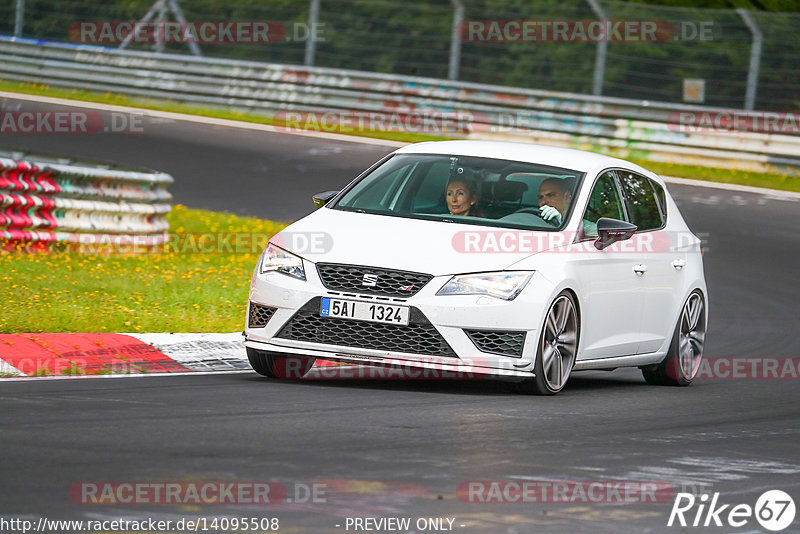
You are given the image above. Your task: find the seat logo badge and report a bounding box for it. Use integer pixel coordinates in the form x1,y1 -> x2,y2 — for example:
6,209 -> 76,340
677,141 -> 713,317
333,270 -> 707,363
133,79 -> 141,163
362,273 -> 378,287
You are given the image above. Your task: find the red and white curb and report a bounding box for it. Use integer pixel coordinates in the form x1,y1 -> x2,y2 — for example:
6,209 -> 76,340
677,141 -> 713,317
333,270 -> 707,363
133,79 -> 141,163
0,333 -> 477,382
0,333 -> 255,379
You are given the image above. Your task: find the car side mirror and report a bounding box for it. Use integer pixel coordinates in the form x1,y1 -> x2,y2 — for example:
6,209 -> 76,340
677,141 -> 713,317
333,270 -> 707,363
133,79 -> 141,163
312,190 -> 339,210
594,217 -> 637,250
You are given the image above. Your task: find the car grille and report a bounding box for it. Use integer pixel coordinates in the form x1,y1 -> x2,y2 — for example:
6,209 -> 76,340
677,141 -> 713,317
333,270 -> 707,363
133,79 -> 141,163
276,298 -> 455,357
248,302 -> 277,328
465,329 -> 526,358
316,263 -> 433,298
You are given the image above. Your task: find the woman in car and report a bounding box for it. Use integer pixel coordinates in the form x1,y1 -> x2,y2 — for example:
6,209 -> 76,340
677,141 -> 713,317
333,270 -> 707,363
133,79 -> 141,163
446,179 -> 484,217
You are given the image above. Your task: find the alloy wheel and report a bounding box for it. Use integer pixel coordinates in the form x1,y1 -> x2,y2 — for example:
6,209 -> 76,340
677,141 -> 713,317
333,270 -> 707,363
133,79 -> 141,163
678,292 -> 706,380
541,294 -> 578,391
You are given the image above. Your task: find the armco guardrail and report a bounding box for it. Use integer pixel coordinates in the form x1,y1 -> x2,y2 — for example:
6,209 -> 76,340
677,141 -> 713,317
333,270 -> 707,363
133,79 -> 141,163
1,36 -> 799,176
0,150 -> 172,250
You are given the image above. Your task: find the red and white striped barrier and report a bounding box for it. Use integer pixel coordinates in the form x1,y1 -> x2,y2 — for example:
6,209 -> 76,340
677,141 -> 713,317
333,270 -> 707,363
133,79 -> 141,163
0,153 -> 172,251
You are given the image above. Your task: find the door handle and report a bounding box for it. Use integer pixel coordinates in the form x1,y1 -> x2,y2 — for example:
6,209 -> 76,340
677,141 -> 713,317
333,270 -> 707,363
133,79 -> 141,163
672,259 -> 686,270
633,264 -> 648,275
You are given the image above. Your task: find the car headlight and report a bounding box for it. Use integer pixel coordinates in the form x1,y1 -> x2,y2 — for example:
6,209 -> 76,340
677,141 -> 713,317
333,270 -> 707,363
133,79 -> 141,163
436,271 -> 533,301
260,242 -> 306,280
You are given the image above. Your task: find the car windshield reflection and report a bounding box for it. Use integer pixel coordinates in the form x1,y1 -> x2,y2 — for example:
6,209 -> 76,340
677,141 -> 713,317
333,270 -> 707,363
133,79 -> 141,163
332,154 -> 585,231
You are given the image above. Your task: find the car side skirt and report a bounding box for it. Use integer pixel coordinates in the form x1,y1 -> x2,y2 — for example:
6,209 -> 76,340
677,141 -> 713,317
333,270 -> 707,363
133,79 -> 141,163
572,352 -> 666,371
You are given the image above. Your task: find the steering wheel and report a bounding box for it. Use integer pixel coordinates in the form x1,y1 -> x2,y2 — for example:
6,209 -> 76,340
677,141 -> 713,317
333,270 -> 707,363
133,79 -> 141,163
511,206 -> 564,227
511,207 -> 542,216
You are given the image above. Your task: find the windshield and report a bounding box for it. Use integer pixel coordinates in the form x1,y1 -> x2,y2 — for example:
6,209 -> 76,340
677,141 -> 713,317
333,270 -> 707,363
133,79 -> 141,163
332,154 -> 584,231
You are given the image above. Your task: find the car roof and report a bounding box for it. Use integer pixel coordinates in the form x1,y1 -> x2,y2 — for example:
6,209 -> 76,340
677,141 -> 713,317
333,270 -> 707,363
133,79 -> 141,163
394,140 -> 660,181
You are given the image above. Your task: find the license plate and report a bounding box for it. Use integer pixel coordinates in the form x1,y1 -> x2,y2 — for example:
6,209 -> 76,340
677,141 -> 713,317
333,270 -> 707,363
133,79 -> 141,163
320,297 -> 410,326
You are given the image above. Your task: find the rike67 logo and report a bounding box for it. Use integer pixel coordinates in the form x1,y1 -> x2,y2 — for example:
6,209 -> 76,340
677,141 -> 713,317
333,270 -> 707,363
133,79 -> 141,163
668,490 -> 796,531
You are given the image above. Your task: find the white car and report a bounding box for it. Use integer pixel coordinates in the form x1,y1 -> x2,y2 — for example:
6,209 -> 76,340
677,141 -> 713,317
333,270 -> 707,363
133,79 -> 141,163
244,141 -> 707,395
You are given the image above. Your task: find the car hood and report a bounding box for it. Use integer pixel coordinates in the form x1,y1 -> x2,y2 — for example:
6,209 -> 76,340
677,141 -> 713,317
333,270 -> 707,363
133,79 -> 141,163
272,207 -> 557,276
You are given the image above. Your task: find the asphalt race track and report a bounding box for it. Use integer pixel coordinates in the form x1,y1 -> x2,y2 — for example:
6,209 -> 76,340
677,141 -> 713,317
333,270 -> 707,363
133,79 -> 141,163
2,97 -> 800,533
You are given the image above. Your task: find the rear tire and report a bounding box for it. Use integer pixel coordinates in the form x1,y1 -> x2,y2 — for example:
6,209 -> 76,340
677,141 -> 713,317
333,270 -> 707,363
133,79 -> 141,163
246,348 -> 315,379
516,291 -> 579,395
641,290 -> 706,386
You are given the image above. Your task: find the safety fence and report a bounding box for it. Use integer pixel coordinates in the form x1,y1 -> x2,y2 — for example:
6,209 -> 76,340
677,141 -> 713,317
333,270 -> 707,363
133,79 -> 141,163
0,149 -> 172,251
3,0 -> 799,111
0,37 -> 799,176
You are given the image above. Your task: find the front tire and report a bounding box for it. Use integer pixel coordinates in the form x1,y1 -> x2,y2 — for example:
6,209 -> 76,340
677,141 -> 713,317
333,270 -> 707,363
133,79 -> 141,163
517,291 -> 579,395
642,290 -> 706,386
247,348 -> 315,379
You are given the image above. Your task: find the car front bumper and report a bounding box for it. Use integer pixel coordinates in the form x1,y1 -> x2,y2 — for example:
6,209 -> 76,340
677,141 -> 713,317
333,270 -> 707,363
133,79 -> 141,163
244,262 -> 556,379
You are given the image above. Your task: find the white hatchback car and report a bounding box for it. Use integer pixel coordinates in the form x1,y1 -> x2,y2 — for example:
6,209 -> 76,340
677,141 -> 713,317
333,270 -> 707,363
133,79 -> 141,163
244,141 -> 707,394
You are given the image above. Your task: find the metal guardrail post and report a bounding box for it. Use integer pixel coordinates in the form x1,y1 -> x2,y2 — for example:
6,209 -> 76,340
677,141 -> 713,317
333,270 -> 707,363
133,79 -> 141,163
448,0 -> 464,81
13,0 -> 24,37
587,0 -> 608,96
119,0 -> 162,50
305,0 -> 320,67
154,0 -> 168,54
737,9 -> 762,111
169,0 -> 202,57
120,0 -> 202,57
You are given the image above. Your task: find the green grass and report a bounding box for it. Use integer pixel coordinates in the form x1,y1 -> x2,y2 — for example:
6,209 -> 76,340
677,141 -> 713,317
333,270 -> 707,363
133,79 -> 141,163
4,79 -> 797,192
0,205 -> 286,333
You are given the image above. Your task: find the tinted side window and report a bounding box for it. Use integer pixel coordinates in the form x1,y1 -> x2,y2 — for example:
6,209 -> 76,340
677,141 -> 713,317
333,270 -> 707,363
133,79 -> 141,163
618,171 -> 663,231
650,179 -> 667,222
583,172 -> 624,238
